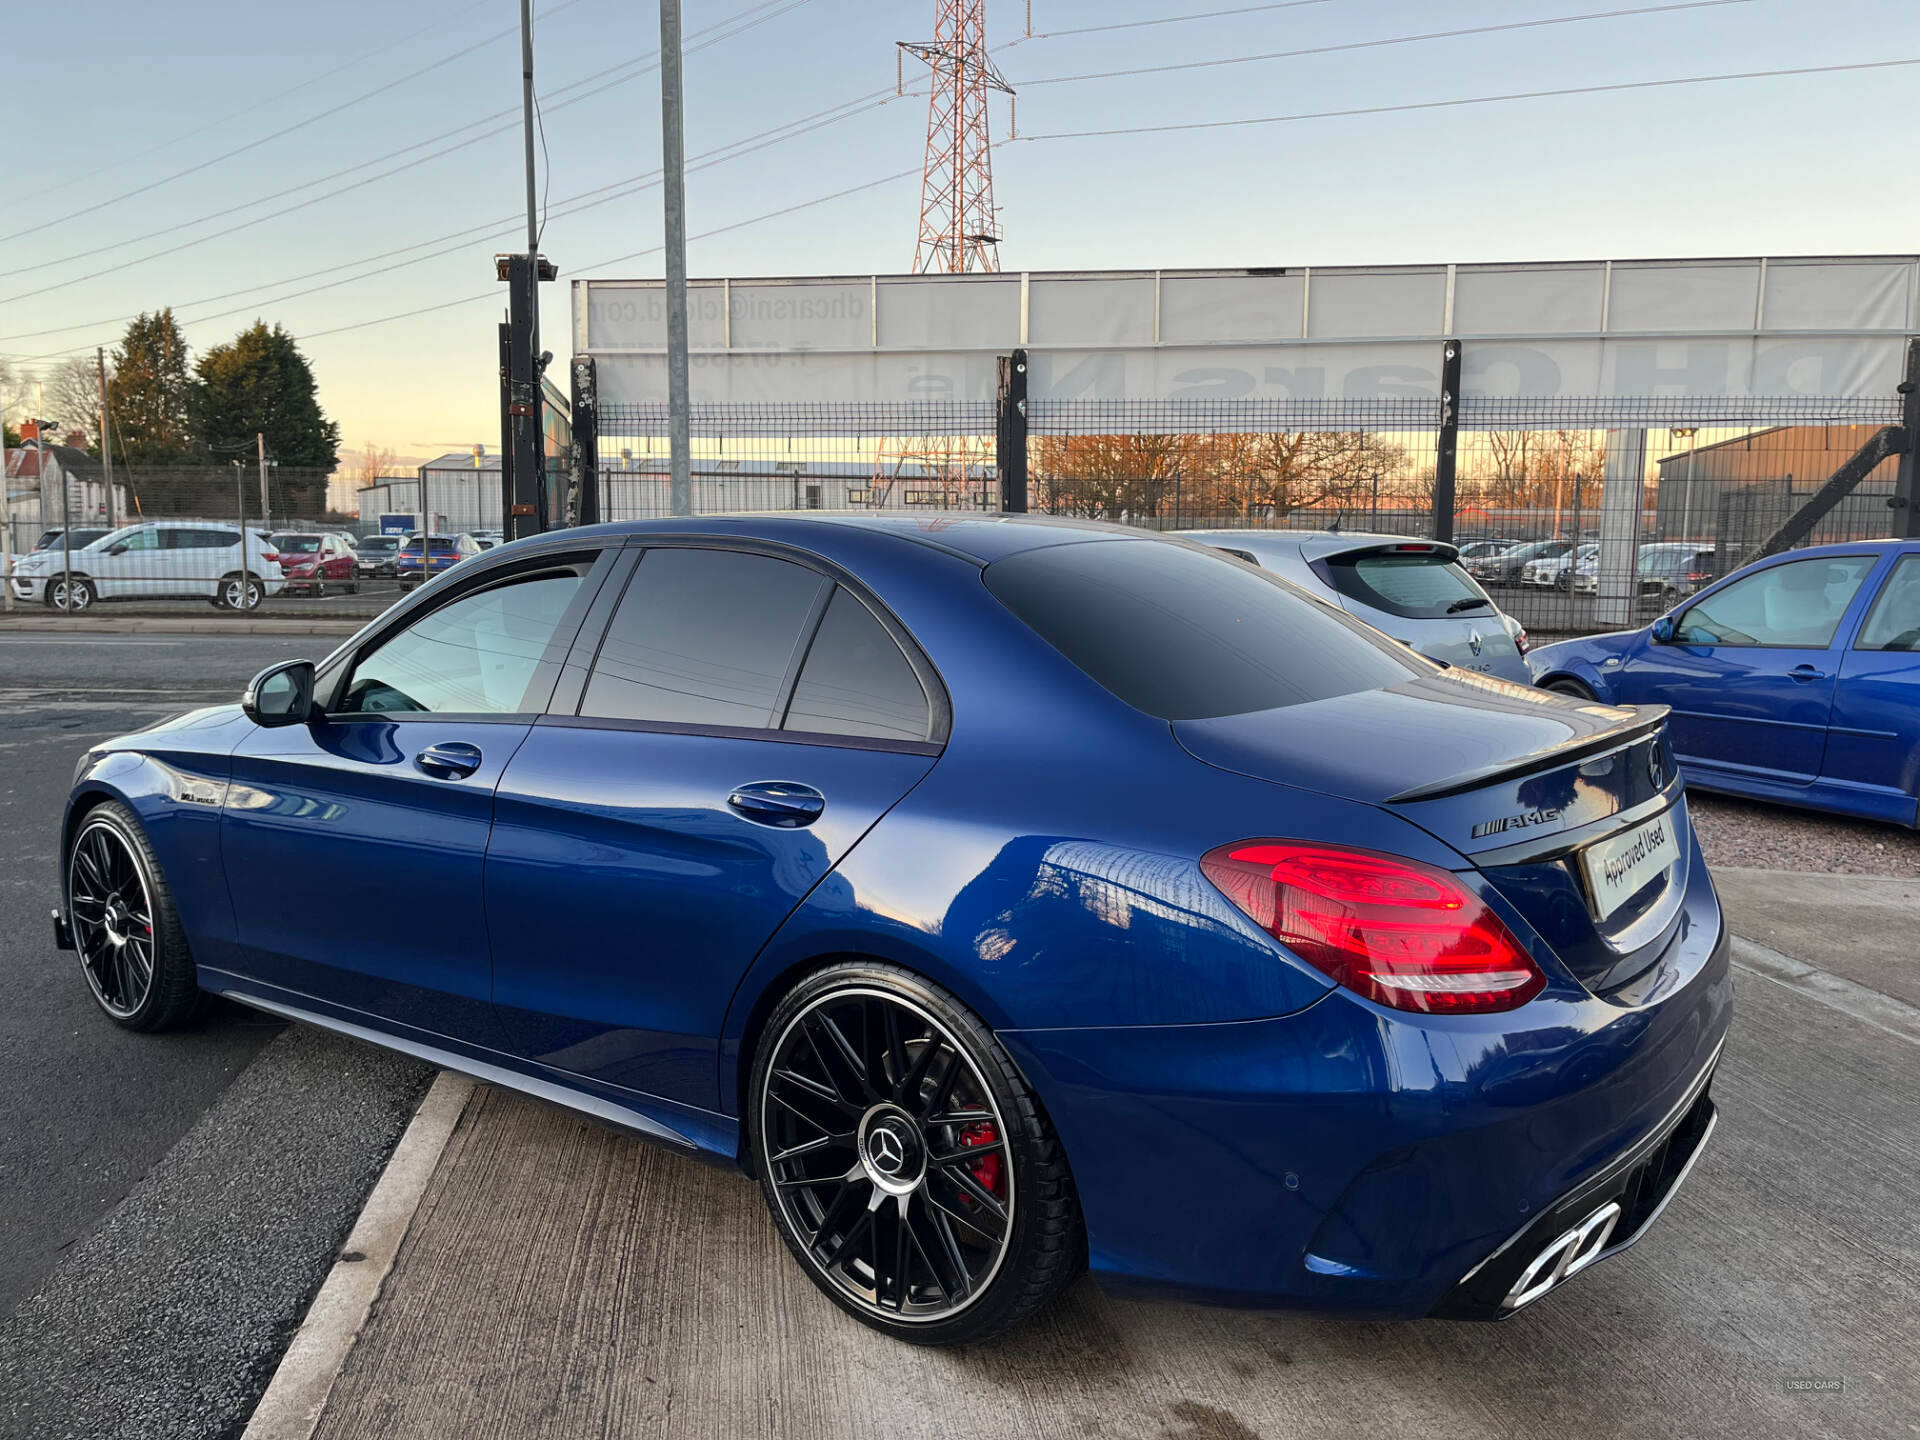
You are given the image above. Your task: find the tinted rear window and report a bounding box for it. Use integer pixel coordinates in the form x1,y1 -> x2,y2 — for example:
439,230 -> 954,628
1322,548 -> 1492,619
581,547 -> 827,728
983,539 -> 1421,721
784,588 -> 930,741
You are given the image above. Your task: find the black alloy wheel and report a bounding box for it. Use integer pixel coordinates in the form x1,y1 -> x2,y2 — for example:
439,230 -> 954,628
752,963 -> 1083,1344
66,803 -> 199,1030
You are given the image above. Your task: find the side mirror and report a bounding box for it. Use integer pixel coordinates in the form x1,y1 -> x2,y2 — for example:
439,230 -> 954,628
106,544 -> 128,556
242,660 -> 316,727
1650,616 -> 1677,643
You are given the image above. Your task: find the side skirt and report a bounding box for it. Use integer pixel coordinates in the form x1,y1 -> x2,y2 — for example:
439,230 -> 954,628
207,971 -> 743,1166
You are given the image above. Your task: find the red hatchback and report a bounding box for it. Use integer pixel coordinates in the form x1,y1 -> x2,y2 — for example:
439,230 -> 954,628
271,533 -> 360,596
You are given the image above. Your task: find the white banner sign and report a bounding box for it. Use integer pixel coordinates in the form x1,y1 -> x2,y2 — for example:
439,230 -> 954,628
577,257 -> 1918,410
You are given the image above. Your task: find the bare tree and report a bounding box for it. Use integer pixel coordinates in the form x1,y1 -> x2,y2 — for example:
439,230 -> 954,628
1030,433 -> 1193,522
357,443 -> 402,486
41,358 -> 107,449
1195,431 -> 1407,522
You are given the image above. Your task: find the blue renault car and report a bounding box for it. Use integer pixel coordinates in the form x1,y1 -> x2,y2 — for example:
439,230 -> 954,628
1529,538 -> 1920,827
55,515 -> 1728,1344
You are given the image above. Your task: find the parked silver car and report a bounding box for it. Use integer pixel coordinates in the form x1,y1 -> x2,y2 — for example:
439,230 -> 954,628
1183,530 -> 1531,683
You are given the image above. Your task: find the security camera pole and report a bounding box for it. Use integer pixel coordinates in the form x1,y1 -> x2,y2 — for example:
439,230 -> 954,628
498,0 -> 556,540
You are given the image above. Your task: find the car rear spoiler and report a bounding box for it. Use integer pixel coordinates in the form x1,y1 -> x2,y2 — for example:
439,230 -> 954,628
1385,706 -> 1670,804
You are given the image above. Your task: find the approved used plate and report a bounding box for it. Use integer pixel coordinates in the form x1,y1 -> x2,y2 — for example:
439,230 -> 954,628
1580,809 -> 1679,921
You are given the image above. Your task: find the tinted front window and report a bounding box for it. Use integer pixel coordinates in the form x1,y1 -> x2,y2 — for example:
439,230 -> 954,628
1676,556 -> 1873,648
1322,549 -> 1491,619
581,548 -> 826,728
1856,556 -> 1920,650
337,572 -> 583,714
984,539 -> 1421,721
785,588 -> 930,741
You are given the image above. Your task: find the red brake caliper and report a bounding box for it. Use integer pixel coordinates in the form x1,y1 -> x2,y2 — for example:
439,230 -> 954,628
957,1121 -> 1003,1199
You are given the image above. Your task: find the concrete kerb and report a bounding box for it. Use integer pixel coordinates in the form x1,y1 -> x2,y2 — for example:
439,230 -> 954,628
0,616 -> 365,637
241,1072 -> 476,1440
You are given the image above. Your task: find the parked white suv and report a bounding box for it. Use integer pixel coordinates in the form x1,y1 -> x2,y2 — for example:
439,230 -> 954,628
10,521 -> 286,611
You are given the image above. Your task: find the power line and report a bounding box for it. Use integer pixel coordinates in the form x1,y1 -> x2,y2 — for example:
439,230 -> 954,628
1006,0 -> 1343,45
35,0 -> 496,202
300,55 -> 1920,345
301,169 -> 925,340
0,80 -> 917,355
0,0 -> 815,307
1009,56 -> 1920,142
1013,1 -> 1756,88
0,0 -> 596,247
3,0 -> 808,282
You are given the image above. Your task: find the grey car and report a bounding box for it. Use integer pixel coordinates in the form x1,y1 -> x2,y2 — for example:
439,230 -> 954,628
1183,529 -> 1532,683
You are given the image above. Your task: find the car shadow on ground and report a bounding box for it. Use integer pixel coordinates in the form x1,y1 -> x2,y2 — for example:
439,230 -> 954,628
307,979 -> 1920,1440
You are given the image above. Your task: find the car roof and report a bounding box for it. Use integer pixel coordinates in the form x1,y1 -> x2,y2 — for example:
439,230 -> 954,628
551,512 -> 1156,565
1180,528 -> 1459,563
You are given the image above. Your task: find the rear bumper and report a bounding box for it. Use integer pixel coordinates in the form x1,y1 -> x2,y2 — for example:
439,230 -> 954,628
1430,1049 -> 1719,1318
1000,910 -> 1731,1319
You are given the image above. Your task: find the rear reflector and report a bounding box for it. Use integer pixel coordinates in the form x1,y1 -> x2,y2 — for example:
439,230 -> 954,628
1200,841 -> 1545,1015
1513,627 -> 1530,655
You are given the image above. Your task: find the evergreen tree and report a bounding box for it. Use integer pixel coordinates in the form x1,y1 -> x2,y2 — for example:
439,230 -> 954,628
194,322 -> 341,472
106,310 -> 198,463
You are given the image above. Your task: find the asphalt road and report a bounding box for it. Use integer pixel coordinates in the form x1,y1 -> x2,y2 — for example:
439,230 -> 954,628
0,634 -> 424,1320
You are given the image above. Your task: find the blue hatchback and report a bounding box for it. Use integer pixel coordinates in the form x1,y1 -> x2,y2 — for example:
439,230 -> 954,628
56,516 -> 1729,1343
1529,539 -> 1920,827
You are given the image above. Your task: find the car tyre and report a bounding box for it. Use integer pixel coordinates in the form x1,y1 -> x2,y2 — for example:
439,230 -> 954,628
66,801 -> 200,1032
215,572 -> 263,610
1544,678 -> 1597,700
749,961 -> 1085,1345
312,578 -> 327,599
46,576 -> 95,612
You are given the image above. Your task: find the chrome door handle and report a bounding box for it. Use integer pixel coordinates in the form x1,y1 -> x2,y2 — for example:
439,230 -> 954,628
727,781 -> 825,828
416,741 -> 483,779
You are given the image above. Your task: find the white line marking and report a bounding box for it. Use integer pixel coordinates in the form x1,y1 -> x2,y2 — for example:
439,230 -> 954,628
240,1070 -> 475,1440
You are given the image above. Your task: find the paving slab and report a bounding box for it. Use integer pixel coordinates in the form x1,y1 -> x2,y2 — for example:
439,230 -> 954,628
308,974 -> 1920,1440
1715,866 -> 1920,1010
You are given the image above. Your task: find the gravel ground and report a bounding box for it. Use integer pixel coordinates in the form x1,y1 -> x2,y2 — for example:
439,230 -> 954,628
1689,790 -> 1920,876
0,1025 -> 431,1440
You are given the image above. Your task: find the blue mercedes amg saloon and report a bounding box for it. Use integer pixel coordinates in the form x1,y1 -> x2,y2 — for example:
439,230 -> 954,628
55,515 -> 1729,1344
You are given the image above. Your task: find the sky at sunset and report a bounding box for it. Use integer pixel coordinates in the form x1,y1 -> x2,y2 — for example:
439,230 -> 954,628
5,0 -> 1920,462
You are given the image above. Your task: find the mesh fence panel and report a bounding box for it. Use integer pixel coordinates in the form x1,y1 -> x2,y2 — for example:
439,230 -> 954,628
589,394 -> 1908,638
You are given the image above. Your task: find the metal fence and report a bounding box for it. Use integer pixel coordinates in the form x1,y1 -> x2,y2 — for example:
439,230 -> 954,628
4,395 -> 1908,632
0,465 -> 406,616
586,395 -> 1908,637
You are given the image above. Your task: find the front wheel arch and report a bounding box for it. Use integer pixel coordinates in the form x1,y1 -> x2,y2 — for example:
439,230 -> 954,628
1538,673 -> 1598,701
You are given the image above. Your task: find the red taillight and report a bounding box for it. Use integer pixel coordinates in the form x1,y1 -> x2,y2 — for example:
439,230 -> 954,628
262,550 -> 279,563
1513,627 -> 1530,655
1199,841 -> 1545,1015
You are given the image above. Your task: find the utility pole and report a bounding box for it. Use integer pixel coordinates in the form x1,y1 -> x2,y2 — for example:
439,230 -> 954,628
659,0 -> 692,516
96,348 -> 115,533
499,0 -> 555,540
257,432 -> 271,539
